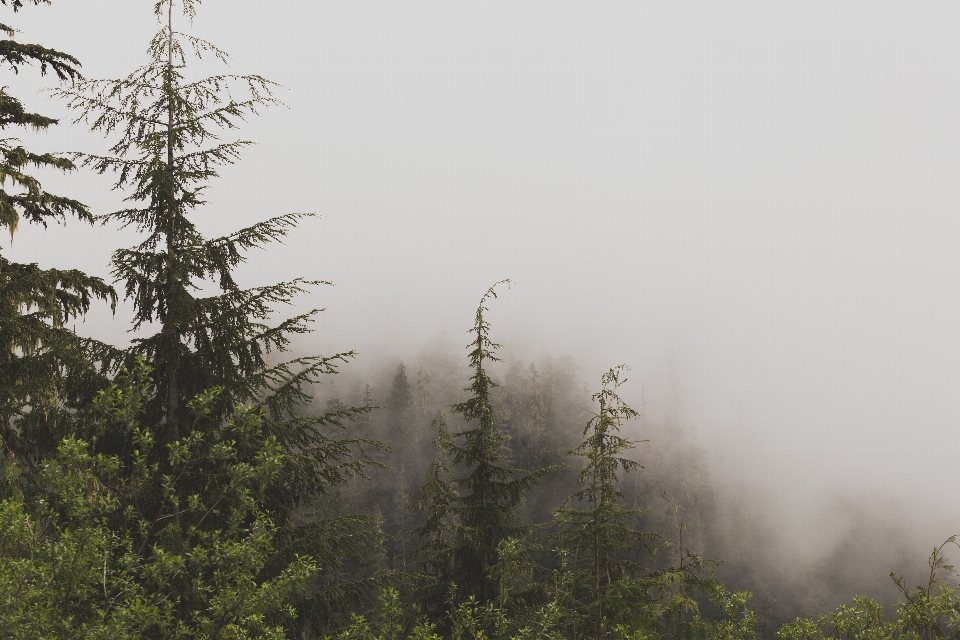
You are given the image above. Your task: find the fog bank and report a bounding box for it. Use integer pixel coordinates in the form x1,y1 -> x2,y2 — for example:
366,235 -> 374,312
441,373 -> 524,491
4,0 -> 960,609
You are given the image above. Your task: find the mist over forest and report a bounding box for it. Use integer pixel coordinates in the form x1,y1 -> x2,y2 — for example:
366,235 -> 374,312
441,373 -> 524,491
317,332 -> 952,635
3,0 -> 960,638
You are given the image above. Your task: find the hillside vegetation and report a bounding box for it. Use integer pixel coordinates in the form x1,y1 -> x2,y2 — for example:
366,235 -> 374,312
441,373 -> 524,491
2,2 -> 957,639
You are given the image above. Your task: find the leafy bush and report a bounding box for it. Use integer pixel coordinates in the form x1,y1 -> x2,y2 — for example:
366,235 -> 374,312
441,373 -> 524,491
0,360 -> 313,639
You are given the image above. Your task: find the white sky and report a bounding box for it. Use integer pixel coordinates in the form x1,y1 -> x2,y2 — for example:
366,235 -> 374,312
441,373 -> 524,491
7,0 -> 960,547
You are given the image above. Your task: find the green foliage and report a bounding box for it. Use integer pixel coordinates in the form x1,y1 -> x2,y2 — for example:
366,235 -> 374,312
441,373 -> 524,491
0,359 -> 313,639
408,414 -> 458,610
710,585 -> 759,640
53,0 -> 341,446
399,294 -> 745,638
0,0 -> 89,267
0,0 -> 117,465
51,1 -> 391,631
7,9 -> 955,633
326,588 -> 440,640
0,259 -> 117,463
324,574 -> 757,640
777,596 -> 896,640
892,537 -> 960,640
776,538 -> 960,640
442,281 -> 558,603
555,365 -> 647,638
569,494 -> 724,640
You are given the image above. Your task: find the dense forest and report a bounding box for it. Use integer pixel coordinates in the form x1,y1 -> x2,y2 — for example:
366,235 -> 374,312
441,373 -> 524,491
2,1 -> 959,638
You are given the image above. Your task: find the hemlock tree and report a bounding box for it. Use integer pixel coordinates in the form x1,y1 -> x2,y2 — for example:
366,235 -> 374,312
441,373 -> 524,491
555,365 -> 646,639
55,0 -> 316,439
55,0 -> 373,515
0,0 -> 116,465
55,0 -> 388,632
444,281 -> 556,604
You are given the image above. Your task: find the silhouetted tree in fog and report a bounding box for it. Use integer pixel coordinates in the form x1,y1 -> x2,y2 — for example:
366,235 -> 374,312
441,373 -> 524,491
409,413 -> 459,616
0,0 -> 116,466
556,365 -> 646,639
442,281 -> 557,603
388,362 -> 413,427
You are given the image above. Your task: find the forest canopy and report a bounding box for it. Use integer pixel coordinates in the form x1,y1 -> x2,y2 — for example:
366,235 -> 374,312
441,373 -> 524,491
1,1 -> 957,639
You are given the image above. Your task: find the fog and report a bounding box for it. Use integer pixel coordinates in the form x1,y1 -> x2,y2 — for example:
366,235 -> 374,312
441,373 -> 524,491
7,0 -> 960,609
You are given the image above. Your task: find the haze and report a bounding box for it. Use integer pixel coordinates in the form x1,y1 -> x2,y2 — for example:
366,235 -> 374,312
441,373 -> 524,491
7,0 -> 960,565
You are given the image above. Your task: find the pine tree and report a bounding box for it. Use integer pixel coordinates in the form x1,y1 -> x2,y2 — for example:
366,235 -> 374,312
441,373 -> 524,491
445,281 -> 555,603
0,0 -> 117,465
555,365 -> 647,639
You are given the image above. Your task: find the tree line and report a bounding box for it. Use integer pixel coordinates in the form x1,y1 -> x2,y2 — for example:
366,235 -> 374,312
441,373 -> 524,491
2,1 -> 959,638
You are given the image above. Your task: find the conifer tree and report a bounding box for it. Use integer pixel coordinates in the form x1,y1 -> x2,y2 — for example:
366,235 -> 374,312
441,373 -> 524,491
555,365 -> 646,639
388,362 -> 413,423
55,0 -> 376,512
54,0 -> 387,631
57,0 -> 314,436
387,362 -> 414,509
444,281 -> 555,603
415,363 -> 431,422
409,414 -> 458,615
0,0 -> 116,465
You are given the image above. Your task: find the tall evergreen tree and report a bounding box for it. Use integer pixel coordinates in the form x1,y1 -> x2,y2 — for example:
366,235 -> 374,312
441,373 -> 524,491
444,281 -> 555,603
555,365 -> 646,639
388,362 -> 412,422
56,0 -> 375,515
57,0 -> 314,436
54,0 -> 388,632
0,0 -> 116,465
409,414 -> 458,615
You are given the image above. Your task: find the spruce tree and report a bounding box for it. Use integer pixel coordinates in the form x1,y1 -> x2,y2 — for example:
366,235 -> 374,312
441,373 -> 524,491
0,0 -> 117,465
445,281 -> 555,603
555,365 -> 646,639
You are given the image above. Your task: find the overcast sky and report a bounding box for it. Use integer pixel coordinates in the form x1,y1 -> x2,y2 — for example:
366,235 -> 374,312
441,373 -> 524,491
8,0 -> 960,544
